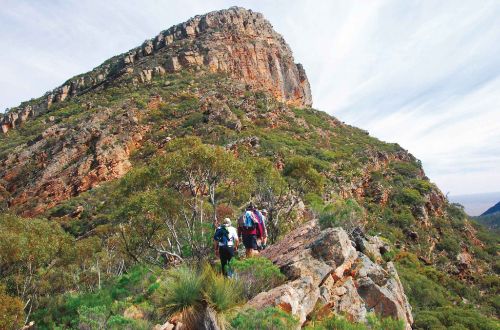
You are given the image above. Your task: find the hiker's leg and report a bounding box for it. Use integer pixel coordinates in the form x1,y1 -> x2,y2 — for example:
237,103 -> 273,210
226,246 -> 235,276
250,234 -> 258,256
220,247 -> 229,276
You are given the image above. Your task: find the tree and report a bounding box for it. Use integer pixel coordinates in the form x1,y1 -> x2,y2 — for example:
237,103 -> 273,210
0,214 -> 76,323
116,137 -> 251,262
250,159 -> 290,242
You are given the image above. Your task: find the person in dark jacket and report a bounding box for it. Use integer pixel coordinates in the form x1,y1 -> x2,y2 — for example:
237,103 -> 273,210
214,218 -> 239,276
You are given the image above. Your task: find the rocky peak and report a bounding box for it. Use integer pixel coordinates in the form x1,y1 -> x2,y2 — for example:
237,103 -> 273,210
1,7 -> 312,133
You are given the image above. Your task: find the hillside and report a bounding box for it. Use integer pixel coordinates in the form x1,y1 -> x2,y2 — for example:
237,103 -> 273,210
0,7 -> 498,330
474,202 -> 500,230
482,202 -> 500,216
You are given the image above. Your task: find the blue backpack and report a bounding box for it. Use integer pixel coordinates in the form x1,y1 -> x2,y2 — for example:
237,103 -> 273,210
214,226 -> 230,246
244,211 -> 256,229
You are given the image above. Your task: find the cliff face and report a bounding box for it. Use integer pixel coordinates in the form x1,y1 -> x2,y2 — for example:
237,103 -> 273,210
1,7 -> 311,133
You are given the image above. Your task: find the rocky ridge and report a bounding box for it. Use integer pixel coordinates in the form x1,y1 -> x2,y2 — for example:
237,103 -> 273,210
248,220 -> 413,329
1,7 -> 311,133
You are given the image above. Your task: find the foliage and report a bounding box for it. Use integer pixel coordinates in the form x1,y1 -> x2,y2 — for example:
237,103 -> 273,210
413,306 -> 500,330
155,264 -> 243,329
318,198 -> 364,234
305,313 -> 404,330
230,307 -> 300,330
0,284 -> 25,330
0,67 -> 498,329
231,257 -> 286,299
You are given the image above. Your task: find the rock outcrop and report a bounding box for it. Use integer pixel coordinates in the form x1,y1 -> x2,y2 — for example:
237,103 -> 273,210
248,220 -> 413,329
1,7 -> 311,133
0,108 -> 146,216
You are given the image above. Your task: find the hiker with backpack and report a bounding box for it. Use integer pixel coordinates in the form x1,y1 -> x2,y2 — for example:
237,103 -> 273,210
258,209 -> 269,249
238,204 -> 260,257
214,218 -> 239,276
251,207 -> 268,250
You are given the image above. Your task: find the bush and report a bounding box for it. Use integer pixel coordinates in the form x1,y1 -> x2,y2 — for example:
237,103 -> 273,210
159,266 -> 204,318
155,265 -> 244,329
436,236 -> 461,256
0,284 -> 25,330
231,257 -> 286,299
319,199 -> 364,232
413,306 -> 500,330
305,313 -> 404,330
393,188 -> 425,207
230,307 -> 299,330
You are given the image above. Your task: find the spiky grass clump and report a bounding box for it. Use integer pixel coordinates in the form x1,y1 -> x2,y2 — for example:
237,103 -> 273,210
158,265 -> 204,327
157,264 -> 244,329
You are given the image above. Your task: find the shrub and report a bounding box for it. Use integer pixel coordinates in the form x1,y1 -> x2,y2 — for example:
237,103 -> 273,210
155,265 -> 244,329
413,306 -> 499,330
231,257 -> 286,299
319,199 -> 364,233
305,313 -> 404,330
230,307 -> 299,330
393,187 -> 425,207
159,266 -> 204,317
436,236 -> 460,256
78,305 -> 108,329
0,284 -> 24,330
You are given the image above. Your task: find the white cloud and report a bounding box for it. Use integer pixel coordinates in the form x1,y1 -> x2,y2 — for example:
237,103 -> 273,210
0,0 -> 499,195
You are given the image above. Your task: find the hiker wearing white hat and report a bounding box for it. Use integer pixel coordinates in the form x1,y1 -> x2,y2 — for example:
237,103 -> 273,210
213,218 -> 239,276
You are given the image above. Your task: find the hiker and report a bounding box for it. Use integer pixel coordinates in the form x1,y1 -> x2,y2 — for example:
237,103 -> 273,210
258,209 -> 269,249
238,204 -> 259,257
214,218 -> 239,276
252,207 -> 268,250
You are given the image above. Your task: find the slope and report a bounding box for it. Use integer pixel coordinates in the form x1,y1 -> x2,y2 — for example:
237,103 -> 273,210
0,7 -> 498,330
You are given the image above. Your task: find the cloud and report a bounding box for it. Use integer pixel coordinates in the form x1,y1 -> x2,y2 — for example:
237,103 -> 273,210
0,0 -> 499,195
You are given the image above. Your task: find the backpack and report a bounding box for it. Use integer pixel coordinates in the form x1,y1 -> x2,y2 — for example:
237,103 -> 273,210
214,226 -> 230,246
253,210 -> 263,224
241,211 -> 256,230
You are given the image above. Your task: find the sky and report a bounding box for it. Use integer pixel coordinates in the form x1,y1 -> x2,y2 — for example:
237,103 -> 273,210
1,0 -> 499,196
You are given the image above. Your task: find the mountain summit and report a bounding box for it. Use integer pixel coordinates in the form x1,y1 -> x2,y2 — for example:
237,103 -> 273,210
0,7 -> 498,330
1,7 -> 311,134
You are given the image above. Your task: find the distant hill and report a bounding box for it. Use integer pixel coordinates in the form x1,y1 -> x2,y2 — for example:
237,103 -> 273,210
449,192 -> 500,216
473,201 -> 500,230
481,201 -> 500,216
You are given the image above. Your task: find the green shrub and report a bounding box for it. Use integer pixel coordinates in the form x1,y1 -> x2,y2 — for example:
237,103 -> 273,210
305,313 -> 404,330
414,306 -> 500,330
155,265 -> 244,329
78,305 -> 108,329
203,266 -> 243,313
230,307 -> 299,330
159,266 -> 204,317
393,187 -> 425,207
436,236 -> 460,256
319,199 -> 364,231
0,284 -> 25,330
231,257 -> 286,299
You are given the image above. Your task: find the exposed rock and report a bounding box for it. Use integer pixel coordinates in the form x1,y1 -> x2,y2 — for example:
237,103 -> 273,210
363,235 -> 391,263
202,97 -> 241,131
152,322 -> 175,330
247,276 -> 319,325
250,221 -> 413,329
2,7 -> 311,133
0,108 -> 146,216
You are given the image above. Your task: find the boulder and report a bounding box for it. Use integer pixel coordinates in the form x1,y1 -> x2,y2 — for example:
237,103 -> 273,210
254,221 -> 413,329
247,276 -> 319,325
